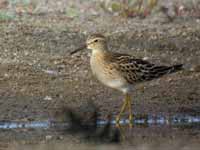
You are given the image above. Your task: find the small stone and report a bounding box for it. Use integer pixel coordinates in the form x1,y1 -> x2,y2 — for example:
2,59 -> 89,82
166,78 -> 173,82
44,96 -> 52,101
143,57 -> 149,60
45,135 -> 53,140
4,73 -> 9,77
182,32 -> 187,36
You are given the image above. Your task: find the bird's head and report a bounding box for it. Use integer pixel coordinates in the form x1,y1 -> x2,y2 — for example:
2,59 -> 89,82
70,34 -> 107,55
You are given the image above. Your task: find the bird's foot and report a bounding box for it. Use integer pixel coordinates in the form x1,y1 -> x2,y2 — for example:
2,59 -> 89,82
115,116 -> 120,126
128,115 -> 133,128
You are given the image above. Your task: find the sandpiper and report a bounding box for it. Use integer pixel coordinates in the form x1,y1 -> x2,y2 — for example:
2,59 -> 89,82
70,34 -> 183,127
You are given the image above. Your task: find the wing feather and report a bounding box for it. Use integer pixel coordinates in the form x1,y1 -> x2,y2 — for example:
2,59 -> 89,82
107,52 -> 182,84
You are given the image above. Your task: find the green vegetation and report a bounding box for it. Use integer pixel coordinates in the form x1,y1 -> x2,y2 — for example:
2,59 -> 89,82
0,11 -> 15,21
100,0 -> 158,18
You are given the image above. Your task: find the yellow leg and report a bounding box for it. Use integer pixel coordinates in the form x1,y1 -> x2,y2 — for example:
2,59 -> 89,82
116,95 -> 128,124
116,94 -> 133,128
127,94 -> 133,128
115,123 -> 126,141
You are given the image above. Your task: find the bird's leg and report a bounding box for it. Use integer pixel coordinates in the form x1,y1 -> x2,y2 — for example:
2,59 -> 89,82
116,96 -> 128,124
115,123 -> 126,140
127,94 -> 133,128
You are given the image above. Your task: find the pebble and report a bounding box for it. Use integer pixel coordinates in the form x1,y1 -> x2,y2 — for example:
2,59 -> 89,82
45,135 -> 53,140
143,57 -> 149,60
44,96 -> 52,101
4,73 -> 9,77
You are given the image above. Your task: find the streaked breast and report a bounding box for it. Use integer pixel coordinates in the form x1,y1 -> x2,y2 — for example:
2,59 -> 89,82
90,51 -> 131,93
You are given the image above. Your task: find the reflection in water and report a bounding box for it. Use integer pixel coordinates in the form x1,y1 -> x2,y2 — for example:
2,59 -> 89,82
0,121 -> 50,129
0,108 -> 200,145
0,114 -> 199,129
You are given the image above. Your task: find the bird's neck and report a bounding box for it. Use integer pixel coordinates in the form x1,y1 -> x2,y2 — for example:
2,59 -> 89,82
91,46 -> 109,56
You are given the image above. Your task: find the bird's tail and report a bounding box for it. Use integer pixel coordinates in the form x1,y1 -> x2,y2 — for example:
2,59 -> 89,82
152,64 -> 183,77
167,64 -> 183,74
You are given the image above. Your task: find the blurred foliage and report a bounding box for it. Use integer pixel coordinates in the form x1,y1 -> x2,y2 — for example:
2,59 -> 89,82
65,7 -> 80,18
0,11 -> 15,21
0,0 -> 34,18
9,0 -> 31,5
0,0 -> 199,20
100,0 -> 158,18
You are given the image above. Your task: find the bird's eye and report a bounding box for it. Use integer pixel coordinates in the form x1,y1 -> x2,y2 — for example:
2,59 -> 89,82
94,39 -> 98,42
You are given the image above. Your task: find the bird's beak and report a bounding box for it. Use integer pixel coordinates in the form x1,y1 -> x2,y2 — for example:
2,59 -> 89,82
70,44 -> 87,55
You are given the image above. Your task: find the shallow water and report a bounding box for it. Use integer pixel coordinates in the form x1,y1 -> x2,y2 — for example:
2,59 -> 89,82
0,113 -> 199,130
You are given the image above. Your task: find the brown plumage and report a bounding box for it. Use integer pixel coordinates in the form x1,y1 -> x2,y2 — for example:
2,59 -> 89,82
105,52 -> 183,84
70,34 -> 183,127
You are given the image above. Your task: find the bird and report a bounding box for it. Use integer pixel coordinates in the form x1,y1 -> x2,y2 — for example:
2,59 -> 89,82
70,33 -> 183,127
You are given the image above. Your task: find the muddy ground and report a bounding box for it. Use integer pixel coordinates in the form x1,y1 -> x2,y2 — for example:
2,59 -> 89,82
0,0 -> 200,149
0,15 -> 199,121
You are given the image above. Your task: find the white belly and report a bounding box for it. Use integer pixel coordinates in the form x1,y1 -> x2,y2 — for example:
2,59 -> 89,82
90,54 -> 131,93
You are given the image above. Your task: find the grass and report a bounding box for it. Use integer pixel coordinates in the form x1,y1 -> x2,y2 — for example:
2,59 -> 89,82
0,11 -> 15,21
100,0 -> 158,18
